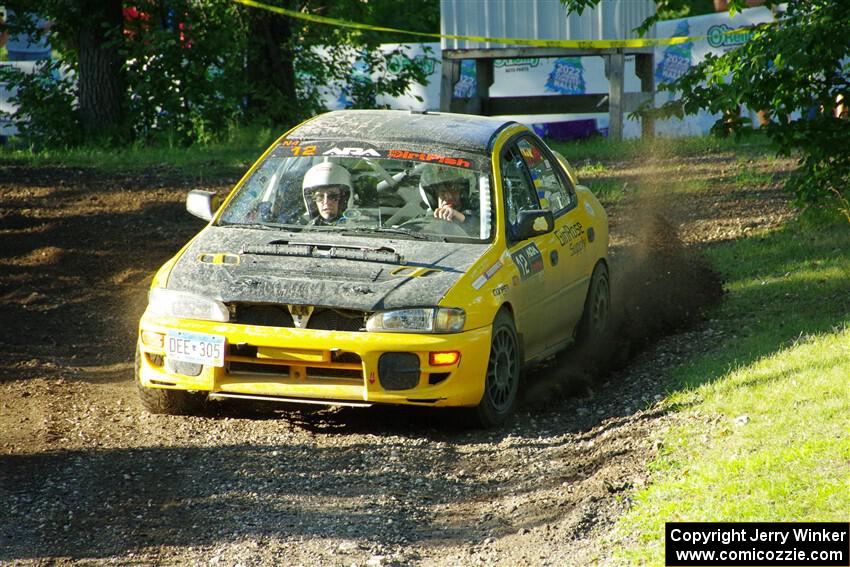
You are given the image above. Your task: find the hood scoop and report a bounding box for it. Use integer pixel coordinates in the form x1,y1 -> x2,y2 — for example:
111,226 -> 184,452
242,241 -> 403,265
199,253 -> 240,265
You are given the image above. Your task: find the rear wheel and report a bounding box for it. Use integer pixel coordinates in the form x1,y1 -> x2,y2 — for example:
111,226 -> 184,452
474,311 -> 520,428
135,346 -> 207,415
577,262 -> 611,347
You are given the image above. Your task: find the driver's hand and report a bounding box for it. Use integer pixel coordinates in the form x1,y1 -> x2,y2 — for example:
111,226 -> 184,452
434,206 -> 465,223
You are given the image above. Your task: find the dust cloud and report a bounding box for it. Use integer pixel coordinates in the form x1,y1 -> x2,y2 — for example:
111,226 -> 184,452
524,191 -> 725,406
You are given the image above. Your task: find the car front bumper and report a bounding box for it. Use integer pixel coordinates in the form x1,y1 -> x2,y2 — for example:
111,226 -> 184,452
137,314 -> 491,407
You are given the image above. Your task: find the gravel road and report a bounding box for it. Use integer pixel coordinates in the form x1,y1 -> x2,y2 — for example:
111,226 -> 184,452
0,154 -> 793,566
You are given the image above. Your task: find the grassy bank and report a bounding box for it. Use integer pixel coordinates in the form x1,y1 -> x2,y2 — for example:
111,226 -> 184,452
0,126 -> 278,179
609,212 -> 850,563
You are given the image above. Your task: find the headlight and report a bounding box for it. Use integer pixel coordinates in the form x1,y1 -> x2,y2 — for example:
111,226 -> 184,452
145,288 -> 229,322
366,308 -> 465,333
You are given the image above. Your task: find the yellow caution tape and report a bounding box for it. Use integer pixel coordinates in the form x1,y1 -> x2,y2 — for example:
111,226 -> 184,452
233,0 -> 765,50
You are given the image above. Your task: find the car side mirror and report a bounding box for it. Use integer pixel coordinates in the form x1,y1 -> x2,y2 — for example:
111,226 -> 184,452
514,209 -> 554,241
186,190 -> 219,221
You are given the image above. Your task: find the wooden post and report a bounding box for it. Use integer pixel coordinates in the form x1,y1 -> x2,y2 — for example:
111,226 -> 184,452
635,53 -> 655,139
607,49 -> 625,142
474,58 -> 494,115
440,56 -> 459,112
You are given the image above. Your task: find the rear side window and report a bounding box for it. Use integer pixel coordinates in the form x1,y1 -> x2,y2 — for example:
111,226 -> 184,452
516,137 -> 574,214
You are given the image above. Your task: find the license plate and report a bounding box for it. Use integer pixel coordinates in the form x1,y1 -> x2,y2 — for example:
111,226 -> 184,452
165,331 -> 225,367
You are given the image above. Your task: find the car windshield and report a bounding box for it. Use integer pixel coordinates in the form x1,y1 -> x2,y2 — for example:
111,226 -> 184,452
217,139 -> 494,242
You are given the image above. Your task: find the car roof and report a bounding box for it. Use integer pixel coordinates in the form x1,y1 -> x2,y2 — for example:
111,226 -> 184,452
289,110 -> 519,153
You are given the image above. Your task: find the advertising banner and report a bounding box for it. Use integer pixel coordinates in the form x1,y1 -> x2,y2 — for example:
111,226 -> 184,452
357,6 -> 775,139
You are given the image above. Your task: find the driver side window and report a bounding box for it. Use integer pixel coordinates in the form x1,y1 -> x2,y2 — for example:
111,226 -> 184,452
500,146 -> 540,240
516,137 -> 574,213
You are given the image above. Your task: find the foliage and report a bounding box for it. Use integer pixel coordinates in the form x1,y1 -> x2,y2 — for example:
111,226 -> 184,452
285,0 -> 438,120
655,0 -> 715,22
2,0 -> 440,147
0,59 -> 81,148
295,43 -> 434,116
562,0 -> 850,212
647,0 -> 849,210
123,0 -> 248,144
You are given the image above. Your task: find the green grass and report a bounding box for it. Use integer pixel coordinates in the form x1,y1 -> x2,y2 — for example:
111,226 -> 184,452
586,179 -> 628,204
734,163 -> 775,189
577,161 -> 608,176
610,213 -> 850,564
0,125 -> 279,179
584,169 -> 709,205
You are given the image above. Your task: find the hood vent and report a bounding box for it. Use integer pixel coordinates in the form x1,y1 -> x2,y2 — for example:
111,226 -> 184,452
230,303 -> 366,332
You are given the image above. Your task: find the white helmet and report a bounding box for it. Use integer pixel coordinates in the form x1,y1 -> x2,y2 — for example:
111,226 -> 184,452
418,164 -> 474,209
302,162 -> 353,218
303,161 -> 351,191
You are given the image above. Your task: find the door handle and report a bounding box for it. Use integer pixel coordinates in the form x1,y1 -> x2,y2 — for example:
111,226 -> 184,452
550,249 -> 558,266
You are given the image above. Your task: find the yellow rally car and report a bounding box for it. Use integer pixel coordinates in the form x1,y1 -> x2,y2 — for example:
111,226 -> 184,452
136,110 -> 609,426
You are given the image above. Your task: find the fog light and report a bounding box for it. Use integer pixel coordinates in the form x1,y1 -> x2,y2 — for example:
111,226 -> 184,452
165,358 -> 203,377
141,331 -> 165,349
429,351 -> 460,366
378,352 -> 420,390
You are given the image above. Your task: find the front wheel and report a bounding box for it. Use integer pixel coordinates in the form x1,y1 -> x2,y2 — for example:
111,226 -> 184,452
474,311 -> 520,428
135,346 -> 207,415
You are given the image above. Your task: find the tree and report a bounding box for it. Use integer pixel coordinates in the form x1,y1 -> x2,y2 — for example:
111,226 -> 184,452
2,0 -> 440,146
239,0 -> 439,124
562,0 -> 850,212
243,2 -> 298,125
76,0 -> 126,141
123,0 -> 248,143
3,0 -> 129,142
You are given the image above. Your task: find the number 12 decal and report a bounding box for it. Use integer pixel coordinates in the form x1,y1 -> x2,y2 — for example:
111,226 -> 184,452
290,145 -> 316,156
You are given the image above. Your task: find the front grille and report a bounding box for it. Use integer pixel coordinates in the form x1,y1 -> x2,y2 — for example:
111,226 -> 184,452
306,309 -> 364,331
228,303 -> 366,332
228,361 -> 290,375
307,367 -> 362,380
230,343 -> 258,357
226,361 -> 361,380
226,346 -> 363,384
232,304 -> 293,327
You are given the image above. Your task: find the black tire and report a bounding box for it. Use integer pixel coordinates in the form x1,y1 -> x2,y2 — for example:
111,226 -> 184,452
135,346 -> 207,416
474,310 -> 521,428
577,262 -> 611,347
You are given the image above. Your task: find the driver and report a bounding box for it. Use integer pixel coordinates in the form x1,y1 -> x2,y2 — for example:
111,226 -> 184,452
302,162 -> 352,226
419,164 -> 478,234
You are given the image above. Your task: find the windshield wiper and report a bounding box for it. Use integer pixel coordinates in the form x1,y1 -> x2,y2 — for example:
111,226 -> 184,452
218,221 -> 302,232
340,227 -> 440,241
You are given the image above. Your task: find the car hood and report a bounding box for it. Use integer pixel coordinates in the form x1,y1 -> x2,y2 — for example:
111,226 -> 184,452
166,226 -> 489,311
